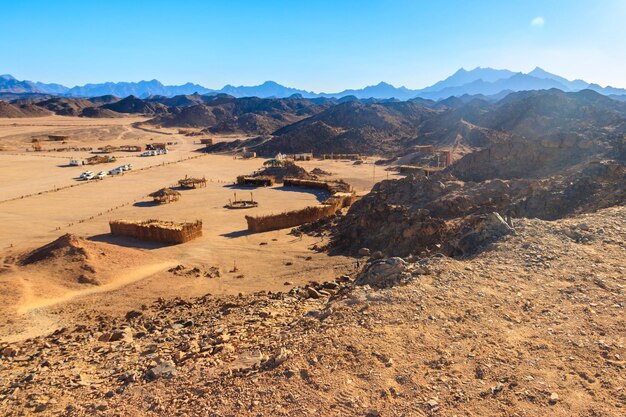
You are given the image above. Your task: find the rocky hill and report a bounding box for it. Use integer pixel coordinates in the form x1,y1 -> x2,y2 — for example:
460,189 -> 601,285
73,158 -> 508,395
0,101 -> 52,118
0,207 -> 624,416
209,101 -> 442,155
102,95 -> 169,115
33,97 -> 97,117
207,89 -> 626,158
149,96 -> 331,135
79,107 -> 122,118
327,92 -> 624,257
479,89 -> 626,137
331,160 -> 624,257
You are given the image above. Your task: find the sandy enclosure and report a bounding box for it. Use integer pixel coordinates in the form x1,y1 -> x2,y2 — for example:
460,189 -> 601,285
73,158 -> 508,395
0,116 -> 399,341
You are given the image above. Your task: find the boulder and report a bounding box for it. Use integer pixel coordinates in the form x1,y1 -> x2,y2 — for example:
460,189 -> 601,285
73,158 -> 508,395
451,212 -> 515,255
354,257 -> 411,288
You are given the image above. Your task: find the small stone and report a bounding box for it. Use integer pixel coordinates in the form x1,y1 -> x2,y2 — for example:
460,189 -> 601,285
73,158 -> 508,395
1,346 -> 17,357
306,287 -> 321,299
173,351 -> 185,363
97,333 -> 112,342
146,361 -> 177,381
358,248 -> 371,256
125,310 -> 143,321
34,403 -> 47,413
270,347 -> 291,367
119,371 -> 137,384
492,382 -> 504,394
549,392 -> 559,405
426,399 -> 439,408
217,343 -> 235,354
108,328 -> 132,342
78,274 -> 100,285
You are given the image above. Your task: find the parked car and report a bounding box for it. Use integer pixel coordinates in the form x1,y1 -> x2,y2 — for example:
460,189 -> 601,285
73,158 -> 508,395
80,172 -> 94,181
109,168 -> 122,175
96,171 -> 107,179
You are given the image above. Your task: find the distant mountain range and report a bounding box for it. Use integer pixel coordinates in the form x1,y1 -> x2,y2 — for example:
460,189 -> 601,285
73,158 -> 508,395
2,67 -> 626,100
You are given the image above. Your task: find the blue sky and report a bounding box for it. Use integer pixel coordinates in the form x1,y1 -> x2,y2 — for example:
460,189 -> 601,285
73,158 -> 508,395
2,0 -> 625,91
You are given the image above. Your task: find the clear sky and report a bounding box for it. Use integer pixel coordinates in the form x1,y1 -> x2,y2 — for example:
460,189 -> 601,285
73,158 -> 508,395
2,0 -> 625,91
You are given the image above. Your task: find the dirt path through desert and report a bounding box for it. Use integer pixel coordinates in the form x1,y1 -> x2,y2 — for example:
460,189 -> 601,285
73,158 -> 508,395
17,261 -> 176,314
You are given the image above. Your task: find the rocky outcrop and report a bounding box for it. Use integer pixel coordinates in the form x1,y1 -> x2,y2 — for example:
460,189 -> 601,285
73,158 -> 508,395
445,212 -> 515,256
333,160 -> 624,257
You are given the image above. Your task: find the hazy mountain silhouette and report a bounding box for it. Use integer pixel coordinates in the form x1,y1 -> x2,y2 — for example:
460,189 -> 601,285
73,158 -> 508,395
1,67 -> 625,99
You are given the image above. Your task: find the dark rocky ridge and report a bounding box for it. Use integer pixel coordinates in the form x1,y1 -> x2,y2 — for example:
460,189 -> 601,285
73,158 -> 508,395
149,96 -> 332,135
207,89 -> 626,158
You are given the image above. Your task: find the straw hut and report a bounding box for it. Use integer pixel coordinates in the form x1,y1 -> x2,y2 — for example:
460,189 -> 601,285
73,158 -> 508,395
264,159 -> 284,168
87,155 -> 116,164
178,176 -> 207,189
98,145 -> 119,153
149,188 -> 181,204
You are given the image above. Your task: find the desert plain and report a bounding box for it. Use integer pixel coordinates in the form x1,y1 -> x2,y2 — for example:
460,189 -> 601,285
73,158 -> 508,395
0,115 -> 397,343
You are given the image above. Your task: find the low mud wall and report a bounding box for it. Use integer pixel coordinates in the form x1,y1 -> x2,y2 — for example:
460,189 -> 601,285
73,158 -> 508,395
283,177 -> 352,193
237,176 -> 275,187
245,194 -> 355,233
109,220 -> 202,244
322,154 -> 362,160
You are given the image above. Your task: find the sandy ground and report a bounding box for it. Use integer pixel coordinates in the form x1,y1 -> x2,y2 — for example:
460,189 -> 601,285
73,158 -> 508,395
0,116 -> 399,342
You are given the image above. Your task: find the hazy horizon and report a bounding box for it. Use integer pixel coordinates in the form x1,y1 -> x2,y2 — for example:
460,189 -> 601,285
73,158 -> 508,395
2,0 -> 625,90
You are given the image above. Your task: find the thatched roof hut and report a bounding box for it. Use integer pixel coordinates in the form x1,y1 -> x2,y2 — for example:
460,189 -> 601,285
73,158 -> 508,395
263,159 -> 284,168
178,176 -> 207,189
149,188 -> 181,204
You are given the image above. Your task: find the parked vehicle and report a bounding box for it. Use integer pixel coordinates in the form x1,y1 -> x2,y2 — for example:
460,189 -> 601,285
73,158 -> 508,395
79,171 -> 94,180
70,158 -> 86,166
96,171 -> 108,179
109,168 -> 122,175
